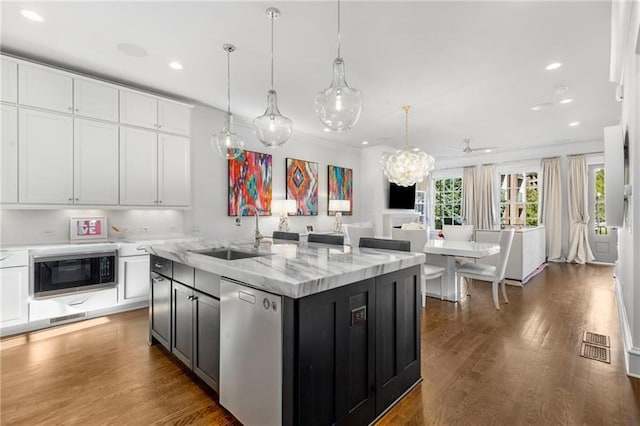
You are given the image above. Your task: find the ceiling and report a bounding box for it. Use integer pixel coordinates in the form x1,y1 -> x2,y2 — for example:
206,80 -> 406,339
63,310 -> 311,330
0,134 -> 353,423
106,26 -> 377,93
1,1 -> 620,158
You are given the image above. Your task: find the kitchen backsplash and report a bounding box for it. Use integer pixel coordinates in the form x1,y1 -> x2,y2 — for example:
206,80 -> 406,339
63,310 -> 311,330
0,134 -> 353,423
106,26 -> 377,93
0,209 -> 185,246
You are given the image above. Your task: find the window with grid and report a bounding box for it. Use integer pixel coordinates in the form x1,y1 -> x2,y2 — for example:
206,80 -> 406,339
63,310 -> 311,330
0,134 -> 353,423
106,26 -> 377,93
594,168 -> 608,235
434,177 -> 462,230
500,172 -> 538,227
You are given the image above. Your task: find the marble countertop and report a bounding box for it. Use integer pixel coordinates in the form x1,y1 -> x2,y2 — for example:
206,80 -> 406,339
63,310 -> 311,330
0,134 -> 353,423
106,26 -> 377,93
423,240 -> 500,258
146,239 -> 426,299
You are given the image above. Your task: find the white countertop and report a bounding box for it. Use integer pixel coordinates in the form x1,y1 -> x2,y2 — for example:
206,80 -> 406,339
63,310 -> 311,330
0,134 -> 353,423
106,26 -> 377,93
146,239 -> 426,299
423,240 -> 500,258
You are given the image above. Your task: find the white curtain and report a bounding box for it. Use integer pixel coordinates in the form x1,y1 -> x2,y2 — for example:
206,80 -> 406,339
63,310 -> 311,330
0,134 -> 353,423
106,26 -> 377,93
566,155 -> 595,264
540,157 -> 564,261
461,166 -> 477,226
477,165 -> 499,229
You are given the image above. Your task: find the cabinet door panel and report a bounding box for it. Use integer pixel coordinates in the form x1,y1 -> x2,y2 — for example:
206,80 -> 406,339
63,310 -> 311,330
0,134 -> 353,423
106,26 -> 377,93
193,291 -> 220,392
158,100 -> 190,135
151,273 -> 171,349
19,109 -> 73,204
19,64 -> 73,113
1,58 -> 18,103
73,78 -> 119,122
0,266 -> 29,326
158,134 -> 190,206
172,281 -> 193,367
118,255 -> 150,305
119,127 -> 157,205
74,119 -> 119,205
120,91 -> 157,129
1,105 -> 18,203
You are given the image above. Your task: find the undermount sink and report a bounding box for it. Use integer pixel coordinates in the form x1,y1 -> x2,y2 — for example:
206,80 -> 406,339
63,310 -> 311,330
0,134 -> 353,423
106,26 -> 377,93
190,248 -> 269,261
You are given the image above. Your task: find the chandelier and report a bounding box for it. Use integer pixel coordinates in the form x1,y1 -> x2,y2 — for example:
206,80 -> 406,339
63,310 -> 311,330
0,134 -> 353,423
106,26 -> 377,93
381,105 -> 435,187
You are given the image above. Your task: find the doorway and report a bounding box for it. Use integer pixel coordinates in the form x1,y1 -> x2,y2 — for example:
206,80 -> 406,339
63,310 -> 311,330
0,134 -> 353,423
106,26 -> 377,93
587,164 -> 618,263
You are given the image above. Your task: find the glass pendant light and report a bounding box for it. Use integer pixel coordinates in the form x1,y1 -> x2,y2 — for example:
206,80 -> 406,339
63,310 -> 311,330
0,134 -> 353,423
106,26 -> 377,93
381,105 -> 435,187
212,44 -> 244,160
314,0 -> 362,132
254,7 -> 293,147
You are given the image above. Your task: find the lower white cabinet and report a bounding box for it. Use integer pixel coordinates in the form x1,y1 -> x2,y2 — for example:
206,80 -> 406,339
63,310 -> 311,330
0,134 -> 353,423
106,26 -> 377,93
0,266 -> 29,327
118,254 -> 150,305
29,287 -> 118,322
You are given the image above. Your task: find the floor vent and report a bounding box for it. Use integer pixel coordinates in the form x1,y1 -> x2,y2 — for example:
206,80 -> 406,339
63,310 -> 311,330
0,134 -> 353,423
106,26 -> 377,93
583,331 -> 610,347
580,343 -> 611,364
49,312 -> 86,324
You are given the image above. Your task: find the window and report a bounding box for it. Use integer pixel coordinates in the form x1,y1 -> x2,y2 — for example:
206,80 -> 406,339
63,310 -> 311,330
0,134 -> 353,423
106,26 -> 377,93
500,172 -> 538,227
434,177 -> 462,229
594,168 -> 608,235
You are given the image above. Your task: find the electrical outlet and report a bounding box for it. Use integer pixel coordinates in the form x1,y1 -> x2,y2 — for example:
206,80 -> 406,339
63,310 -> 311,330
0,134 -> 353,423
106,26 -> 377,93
142,226 -> 149,232
191,224 -> 201,232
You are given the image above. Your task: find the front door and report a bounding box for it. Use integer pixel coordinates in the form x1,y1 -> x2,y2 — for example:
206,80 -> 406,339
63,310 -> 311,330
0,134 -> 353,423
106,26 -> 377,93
587,164 -> 618,263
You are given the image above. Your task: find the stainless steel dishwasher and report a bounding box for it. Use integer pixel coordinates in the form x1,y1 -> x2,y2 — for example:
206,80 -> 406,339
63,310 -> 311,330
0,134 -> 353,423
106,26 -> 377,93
220,278 -> 282,426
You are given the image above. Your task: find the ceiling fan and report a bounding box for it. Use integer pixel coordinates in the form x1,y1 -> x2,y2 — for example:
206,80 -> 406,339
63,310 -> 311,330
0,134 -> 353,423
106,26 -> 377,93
448,138 -> 497,154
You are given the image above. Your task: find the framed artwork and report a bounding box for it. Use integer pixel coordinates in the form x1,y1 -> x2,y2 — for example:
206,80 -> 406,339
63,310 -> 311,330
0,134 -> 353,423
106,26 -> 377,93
328,165 -> 353,215
286,158 -> 318,216
228,148 -> 272,216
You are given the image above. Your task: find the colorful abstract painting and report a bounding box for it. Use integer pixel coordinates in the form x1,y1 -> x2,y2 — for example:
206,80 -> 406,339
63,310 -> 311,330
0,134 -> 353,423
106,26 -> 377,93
328,165 -> 353,216
286,158 -> 318,216
228,149 -> 272,216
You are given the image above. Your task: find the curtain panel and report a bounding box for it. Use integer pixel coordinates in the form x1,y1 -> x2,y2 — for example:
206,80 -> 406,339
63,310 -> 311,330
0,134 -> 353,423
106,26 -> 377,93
461,166 -> 477,226
461,165 -> 499,230
566,155 -> 595,264
540,157 -> 564,261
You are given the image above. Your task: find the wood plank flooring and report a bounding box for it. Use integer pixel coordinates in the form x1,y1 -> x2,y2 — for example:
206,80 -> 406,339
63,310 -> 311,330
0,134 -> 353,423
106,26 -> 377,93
2,263 -> 639,425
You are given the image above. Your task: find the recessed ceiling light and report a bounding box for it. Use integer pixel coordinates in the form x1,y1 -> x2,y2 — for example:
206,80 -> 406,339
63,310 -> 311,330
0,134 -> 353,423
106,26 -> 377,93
545,62 -> 563,71
484,149 -> 492,153
323,127 -> 331,132
169,61 -> 183,70
361,141 -> 369,145
116,43 -> 148,58
569,121 -> 580,127
20,9 -> 44,22
531,102 -> 553,111
559,98 -> 573,104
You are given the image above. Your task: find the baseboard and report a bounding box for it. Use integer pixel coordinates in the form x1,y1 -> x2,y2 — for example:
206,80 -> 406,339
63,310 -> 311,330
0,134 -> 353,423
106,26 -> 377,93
614,275 -> 640,379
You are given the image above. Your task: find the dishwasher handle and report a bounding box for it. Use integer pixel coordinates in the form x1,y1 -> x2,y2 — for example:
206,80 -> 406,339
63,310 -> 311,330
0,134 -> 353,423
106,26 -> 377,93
238,290 -> 256,304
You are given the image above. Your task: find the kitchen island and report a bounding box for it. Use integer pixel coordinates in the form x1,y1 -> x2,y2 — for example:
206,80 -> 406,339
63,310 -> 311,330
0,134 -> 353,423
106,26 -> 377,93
146,239 -> 425,426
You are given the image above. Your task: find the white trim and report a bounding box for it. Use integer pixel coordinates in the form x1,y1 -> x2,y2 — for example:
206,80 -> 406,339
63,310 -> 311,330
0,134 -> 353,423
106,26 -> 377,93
615,273 -> 640,378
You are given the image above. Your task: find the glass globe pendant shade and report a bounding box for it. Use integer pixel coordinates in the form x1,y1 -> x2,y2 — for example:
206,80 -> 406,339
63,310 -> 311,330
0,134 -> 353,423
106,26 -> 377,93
254,89 -> 293,147
212,112 -> 244,160
314,58 -> 362,132
381,149 -> 435,187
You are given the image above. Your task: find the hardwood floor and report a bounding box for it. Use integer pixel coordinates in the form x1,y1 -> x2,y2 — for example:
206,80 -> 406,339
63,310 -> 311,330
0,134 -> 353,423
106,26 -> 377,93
2,263 -> 638,425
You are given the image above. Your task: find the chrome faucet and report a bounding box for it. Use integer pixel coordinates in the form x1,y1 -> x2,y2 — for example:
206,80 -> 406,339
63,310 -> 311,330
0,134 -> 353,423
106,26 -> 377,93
236,205 -> 263,248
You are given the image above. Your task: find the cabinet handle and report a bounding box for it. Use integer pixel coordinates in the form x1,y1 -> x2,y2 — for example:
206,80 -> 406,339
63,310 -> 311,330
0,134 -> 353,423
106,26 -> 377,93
187,295 -> 193,300
68,299 -> 87,306
68,197 -> 73,201
75,108 -> 79,112
75,198 -> 79,201
158,200 -> 162,204
68,107 -> 72,112
158,124 -> 162,128
154,263 -> 164,268
0,256 -> 7,261
192,296 -> 198,301
153,277 -> 165,282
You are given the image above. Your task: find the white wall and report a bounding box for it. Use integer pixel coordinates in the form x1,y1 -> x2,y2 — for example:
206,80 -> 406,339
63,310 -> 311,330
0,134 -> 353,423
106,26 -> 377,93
0,209 -> 185,245
610,0 -> 640,377
184,105 -> 362,241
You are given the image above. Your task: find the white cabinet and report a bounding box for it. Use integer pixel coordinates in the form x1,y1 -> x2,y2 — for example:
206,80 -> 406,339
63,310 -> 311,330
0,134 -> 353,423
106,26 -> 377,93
118,254 -> 150,305
120,127 -> 158,205
74,119 -> 119,205
1,105 -> 18,203
19,108 -> 74,204
18,64 -> 73,113
73,78 -> 119,122
120,90 -> 158,130
0,266 -> 29,327
158,100 -> 191,136
158,134 -> 191,206
1,58 -> 18,103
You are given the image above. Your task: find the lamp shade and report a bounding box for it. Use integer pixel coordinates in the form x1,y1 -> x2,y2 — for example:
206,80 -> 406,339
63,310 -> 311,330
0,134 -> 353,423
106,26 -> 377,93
328,199 -> 350,212
272,199 -> 297,215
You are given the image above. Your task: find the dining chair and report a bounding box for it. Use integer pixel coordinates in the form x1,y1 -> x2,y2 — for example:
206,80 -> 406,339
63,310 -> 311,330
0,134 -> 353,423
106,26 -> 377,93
307,233 -> 344,245
359,237 -> 410,252
392,228 -> 445,305
454,229 -> 515,310
272,231 -> 299,241
344,224 -> 374,247
442,225 -> 474,241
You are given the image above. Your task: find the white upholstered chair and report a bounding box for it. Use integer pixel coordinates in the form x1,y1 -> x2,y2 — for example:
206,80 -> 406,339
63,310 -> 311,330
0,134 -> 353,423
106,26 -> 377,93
344,224 -> 374,247
392,228 -> 445,306
455,229 -> 515,310
442,225 -> 474,241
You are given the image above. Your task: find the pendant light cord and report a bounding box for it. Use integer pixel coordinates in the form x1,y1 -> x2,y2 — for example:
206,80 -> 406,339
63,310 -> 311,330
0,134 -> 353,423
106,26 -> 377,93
403,105 -> 411,148
226,49 -> 231,114
270,14 -> 275,90
336,0 -> 341,58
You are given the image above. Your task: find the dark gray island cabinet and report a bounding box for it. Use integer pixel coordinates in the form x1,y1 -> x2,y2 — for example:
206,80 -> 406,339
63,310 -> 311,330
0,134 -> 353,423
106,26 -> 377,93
147,241 -> 423,426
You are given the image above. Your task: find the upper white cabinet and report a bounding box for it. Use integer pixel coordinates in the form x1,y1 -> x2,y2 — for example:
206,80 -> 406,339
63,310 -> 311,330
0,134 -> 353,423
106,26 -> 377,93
1,58 -> 18,103
1,105 -> 18,203
121,90 -> 191,136
120,127 -> 158,206
74,119 -> 119,205
73,78 -> 119,122
158,134 -> 191,206
18,64 -> 73,113
158,100 -> 191,136
19,109 -> 74,204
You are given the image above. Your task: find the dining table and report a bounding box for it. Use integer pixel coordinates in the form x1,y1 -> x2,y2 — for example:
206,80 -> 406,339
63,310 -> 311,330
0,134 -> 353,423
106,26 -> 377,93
423,239 -> 500,302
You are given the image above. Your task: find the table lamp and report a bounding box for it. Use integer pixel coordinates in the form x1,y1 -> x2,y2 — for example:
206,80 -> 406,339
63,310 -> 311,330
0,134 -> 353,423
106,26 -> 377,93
328,199 -> 350,232
272,199 -> 297,231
